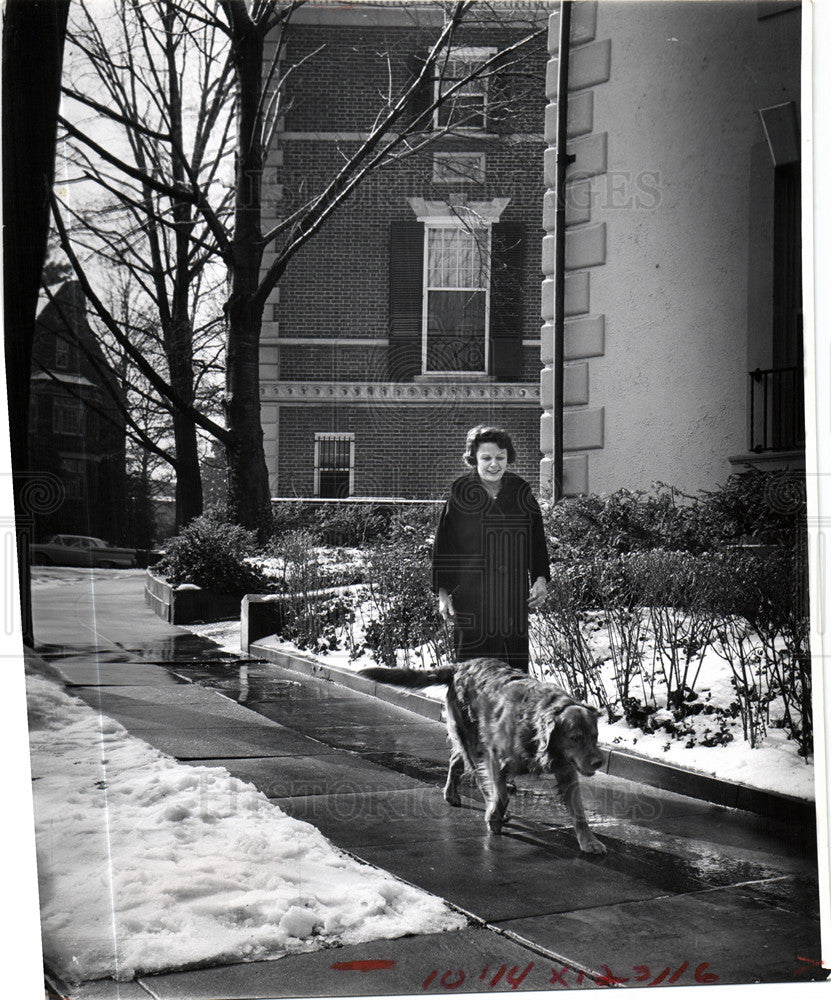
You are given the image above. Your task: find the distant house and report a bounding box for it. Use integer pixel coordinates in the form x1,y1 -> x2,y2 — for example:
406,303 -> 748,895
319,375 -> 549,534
540,0 -> 804,497
29,281 -> 127,542
259,2 -> 552,498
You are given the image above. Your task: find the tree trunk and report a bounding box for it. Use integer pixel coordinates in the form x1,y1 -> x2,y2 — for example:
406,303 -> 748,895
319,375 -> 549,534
3,0 -> 70,644
224,15 -> 273,538
172,410 -> 203,528
166,316 -> 203,528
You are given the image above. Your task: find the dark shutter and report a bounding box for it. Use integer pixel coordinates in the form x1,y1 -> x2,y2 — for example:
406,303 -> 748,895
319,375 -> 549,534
487,51 -> 513,135
388,221 -> 424,381
489,221 -> 524,380
406,51 -> 433,129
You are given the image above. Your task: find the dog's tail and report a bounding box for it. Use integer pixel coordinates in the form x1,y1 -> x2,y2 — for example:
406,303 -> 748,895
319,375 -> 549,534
358,666 -> 454,688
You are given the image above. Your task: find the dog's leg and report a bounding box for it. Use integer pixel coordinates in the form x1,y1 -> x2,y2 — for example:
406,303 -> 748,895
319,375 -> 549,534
554,766 -> 606,855
443,748 -> 465,806
484,752 -> 511,834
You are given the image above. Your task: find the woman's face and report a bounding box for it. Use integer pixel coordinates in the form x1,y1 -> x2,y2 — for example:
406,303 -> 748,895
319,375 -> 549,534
475,441 -> 509,485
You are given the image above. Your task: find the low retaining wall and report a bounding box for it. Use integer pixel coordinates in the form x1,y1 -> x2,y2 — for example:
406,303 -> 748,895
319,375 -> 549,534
144,570 -> 244,625
241,584 -> 369,652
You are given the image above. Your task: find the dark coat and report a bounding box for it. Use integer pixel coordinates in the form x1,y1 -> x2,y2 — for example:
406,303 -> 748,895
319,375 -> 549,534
432,471 -> 550,670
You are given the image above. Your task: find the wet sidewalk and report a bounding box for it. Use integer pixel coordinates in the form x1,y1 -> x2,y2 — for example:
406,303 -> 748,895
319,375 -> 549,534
31,572 -> 826,997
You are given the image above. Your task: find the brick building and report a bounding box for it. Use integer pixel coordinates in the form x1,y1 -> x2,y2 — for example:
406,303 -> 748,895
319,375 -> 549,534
29,281 -> 127,542
260,2 -> 552,499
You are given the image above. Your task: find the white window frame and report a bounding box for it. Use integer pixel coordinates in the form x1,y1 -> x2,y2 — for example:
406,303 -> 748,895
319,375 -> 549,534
313,432 -> 355,498
421,221 -> 491,376
433,46 -> 496,133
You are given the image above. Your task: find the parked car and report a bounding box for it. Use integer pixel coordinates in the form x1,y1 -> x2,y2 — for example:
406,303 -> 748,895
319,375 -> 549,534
30,534 -> 138,569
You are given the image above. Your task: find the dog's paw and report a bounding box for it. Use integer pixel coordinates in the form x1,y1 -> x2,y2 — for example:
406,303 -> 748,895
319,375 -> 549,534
485,809 -> 503,835
444,788 -> 462,807
578,834 -> 606,855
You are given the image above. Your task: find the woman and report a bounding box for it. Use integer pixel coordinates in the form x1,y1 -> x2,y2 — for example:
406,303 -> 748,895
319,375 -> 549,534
432,425 -> 550,673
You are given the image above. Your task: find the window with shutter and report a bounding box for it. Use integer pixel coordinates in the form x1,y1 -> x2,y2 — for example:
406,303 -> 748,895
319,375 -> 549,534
390,213 -> 523,381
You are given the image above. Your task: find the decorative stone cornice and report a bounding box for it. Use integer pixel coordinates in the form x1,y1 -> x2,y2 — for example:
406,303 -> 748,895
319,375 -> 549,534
407,197 -> 511,224
260,381 -> 540,405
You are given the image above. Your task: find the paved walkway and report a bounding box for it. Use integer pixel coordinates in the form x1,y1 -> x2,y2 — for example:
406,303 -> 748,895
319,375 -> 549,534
30,571 -> 826,998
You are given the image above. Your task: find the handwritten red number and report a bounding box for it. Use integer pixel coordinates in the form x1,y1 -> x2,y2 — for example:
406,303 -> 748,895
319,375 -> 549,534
549,965 -> 570,987
633,965 -> 651,982
506,963 -> 534,990
648,967 -> 670,986
422,970 -> 437,990
695,963 -> 719,984
489,965 -> 506,987
441,970 -> 466,989
668,962 -> 689,984
479,966 -> 490,981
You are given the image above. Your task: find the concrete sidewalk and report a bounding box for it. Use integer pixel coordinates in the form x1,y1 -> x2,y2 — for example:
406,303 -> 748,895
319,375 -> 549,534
31,572 -> 827,998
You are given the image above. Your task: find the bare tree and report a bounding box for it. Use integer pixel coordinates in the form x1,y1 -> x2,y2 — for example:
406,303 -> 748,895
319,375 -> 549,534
55,0 -> 545,537
55,0 -> 234,528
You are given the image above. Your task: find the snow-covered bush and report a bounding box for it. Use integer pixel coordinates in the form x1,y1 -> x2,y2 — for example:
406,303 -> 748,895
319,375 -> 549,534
705,547 -> 811,756
533,560 -> 611,712
361,526 -> 450,669
159,515 -> 270,596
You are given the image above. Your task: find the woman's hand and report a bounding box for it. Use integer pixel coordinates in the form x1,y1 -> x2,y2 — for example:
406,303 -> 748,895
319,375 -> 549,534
438,588 -> 456,623
528,576 -> 548,611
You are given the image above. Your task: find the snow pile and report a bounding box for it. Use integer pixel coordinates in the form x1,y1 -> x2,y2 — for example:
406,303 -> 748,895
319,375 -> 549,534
27,673 -> 465,983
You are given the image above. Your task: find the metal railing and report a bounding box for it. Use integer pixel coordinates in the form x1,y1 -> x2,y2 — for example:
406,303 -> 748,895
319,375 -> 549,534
749,366 -> 805,452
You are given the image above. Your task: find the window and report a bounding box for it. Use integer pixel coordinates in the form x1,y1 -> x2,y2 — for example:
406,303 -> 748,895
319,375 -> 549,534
61,459 -> 86,500
434,47 -> 495,131
53,399 -> 84,436
314,433 -> 354,498
55,342 -> 69,369
432,152 -> 486,185
423,224 -> 490,374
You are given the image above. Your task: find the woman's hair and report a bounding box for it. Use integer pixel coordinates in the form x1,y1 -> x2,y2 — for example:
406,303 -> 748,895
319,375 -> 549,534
462,425 -> 516,466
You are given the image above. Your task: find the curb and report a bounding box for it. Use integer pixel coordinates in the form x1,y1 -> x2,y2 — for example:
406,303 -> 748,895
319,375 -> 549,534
249,639 -> 817,833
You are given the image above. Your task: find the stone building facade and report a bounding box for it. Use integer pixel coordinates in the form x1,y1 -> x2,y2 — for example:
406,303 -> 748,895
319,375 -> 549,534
541,0 -> 804,497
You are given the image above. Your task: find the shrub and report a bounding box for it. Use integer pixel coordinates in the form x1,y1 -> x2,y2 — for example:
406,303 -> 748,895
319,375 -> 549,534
160,516 -> 269,596
361,530 -> 450,668
269,500 -> 441,548
697,468 -> 807,547
541,471 -> 808,561
532,560 -> 611,711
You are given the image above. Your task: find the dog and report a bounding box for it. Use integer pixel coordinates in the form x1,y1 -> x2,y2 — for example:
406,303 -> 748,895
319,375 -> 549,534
358,657 -> 606,855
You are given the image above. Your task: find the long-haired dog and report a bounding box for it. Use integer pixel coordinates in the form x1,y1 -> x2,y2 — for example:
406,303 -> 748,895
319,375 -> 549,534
359,657 -> 606,855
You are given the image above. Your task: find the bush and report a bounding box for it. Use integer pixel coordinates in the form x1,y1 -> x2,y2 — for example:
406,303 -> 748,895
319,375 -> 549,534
697,468 -> 806,547
361,530 -> 450,668
159,515 -> 269,596
542,471 -> 808,562
269,500 -> 441,548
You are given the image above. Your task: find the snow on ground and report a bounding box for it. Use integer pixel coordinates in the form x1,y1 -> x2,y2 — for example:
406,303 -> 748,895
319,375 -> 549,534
27,671 -> 465,983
